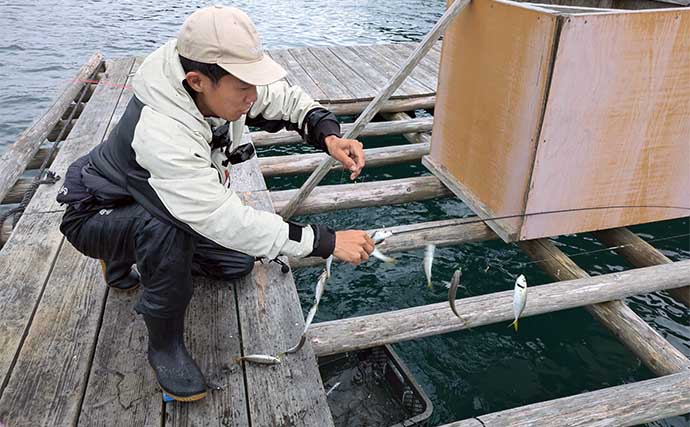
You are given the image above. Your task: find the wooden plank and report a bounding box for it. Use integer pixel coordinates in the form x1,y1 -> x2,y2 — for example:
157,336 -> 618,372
78,287 -> 162,427
24,57 -> 136,215
430,0 -> 559,240
423,155 -> 517,242
0,53 -> 102,204
0,212 -> 65,395
165,277 -> 249,427
230,131 -> 267,192
323,95 -> 435,116
251,116 -> 433,147
348,45 -> 430,96
266,49 -> 327,102
307,47 -> 377,101
0,240 -> 107,425
260,142 -> 429,177
288,47 -> 352,101
593,227 -> 690,306
382,111 -> 431,144
518,238 -> 690,376
307,259 -> 690,357
290,217 -> 496,269
233,188 -> 333,425
390,43 -> 440,90
271,176 -> 453,216
441,371 -> 690,427
327,45 -> 409,99
521,10 -> 690,240
375,44 -> 438,92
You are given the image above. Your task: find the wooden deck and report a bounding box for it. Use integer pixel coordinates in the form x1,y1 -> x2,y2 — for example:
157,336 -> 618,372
0,42 -> 440,426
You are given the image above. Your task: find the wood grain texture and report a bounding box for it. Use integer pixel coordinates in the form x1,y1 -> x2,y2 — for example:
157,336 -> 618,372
308,47 -> 377,101
0,241 -> 107,426
0,53 -> 102,204
251,116 -> 433,147
593,227 -> 689,306
288,48 -> 352,101
323,96 -> 436,116
441,371 -> 690,427
271,176 -> 452,216
431,0 -> 558,239
0,212 -> 65,395
518,238 -> 690,376
260,142 -> 429,177
521,9 -> 690,239
24,57 -> 136,214
308,259 -> 690,356
267,49 -> 327,101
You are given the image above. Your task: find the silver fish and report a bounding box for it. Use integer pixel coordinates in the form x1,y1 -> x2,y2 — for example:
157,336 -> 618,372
315,270 -> 328,303
235,354 -> 282,365
286,270 -> 329,355
284,335 -> 306,355
372,248 -> 397,263
447,269 -> 462,318
326,381 -> 342,396
509,274 -> 527,332
423,244 -> 435,288
371,229 -> 393,244
326,255 -> 334,278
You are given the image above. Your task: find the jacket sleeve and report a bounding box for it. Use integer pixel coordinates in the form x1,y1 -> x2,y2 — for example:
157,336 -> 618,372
130,106 -> 335,259
246,80 -> 341,152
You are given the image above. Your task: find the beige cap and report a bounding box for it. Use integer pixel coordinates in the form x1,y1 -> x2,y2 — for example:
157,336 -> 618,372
177,5 -> 286,85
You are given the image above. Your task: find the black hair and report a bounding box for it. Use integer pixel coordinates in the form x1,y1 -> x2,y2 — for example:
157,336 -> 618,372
179,55 -> 230,93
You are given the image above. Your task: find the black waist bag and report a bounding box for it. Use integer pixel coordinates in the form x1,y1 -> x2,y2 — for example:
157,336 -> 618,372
56,155 -> 133,210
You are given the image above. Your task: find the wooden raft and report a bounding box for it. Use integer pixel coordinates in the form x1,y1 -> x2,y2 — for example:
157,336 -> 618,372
1,30 -> 689,426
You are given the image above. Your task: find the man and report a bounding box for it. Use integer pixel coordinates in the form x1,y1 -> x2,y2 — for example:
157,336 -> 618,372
57,5 -> 374,402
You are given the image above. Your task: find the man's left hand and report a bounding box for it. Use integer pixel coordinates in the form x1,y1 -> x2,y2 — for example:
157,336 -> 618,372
324,135 -> 365,180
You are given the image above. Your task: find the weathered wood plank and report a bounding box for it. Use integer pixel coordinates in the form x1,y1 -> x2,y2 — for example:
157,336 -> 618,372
26,146 -> 58,170
518,238 -> 690,376
372,44 -> 437,92
290,217 -> 496,269
0,52 -> 102,204
271,176 -> 452,216
441,371 -> 690,427
165,277 -> 249,427
251,116 -> 433,147
24,57 -> 136,214
307,259 -> 690,356
288,47 -> 352,101
0,212 -> 65,395
229,130 -> 267,192
260,142 -> 429,177
593,227 -> 690,307
322,95 -> 435,116
267,49 -> 327,100
391,43 -> 440,90
308,47 -> 377,100
327,45 -> 409,98
0,239 -> 107,426
78,287 -> 162,427
233,186 -> 333,425
348,45 -> 429,96
382,111 -> 431,144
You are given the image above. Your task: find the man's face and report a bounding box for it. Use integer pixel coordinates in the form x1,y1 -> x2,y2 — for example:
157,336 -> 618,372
186,71 -> 257,121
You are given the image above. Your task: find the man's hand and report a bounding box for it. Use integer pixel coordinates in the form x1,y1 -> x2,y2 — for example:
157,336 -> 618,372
333,230 -> 374,266
324,135 -> 365,180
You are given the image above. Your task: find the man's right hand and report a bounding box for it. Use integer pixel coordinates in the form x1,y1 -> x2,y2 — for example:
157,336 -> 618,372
333,230 -> 375,265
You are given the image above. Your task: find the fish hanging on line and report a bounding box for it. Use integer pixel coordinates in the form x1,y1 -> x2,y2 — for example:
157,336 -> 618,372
235,354 -> 283,365
423,244 -> 435,288
326,255 -> 333,278
284,269 -> 329,355
370,228 -> 397,263
447,269 -> 463,319
508,274 -> 527,332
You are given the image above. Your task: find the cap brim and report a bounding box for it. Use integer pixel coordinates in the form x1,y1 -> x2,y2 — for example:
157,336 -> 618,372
218,54 -> 287,86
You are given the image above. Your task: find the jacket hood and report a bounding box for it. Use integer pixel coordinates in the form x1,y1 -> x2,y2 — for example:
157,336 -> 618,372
132,39 -> 212,142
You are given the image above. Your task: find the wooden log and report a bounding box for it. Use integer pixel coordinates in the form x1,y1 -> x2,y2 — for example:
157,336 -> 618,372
270,176 -> 452,216
593,227 -> 690,307
26,147 -> 58,170
1,217 -> 13,245
382,111 -> 431,144
307,259 -> 690,357
2,177 -> 31,205
0,52 -> 102,205
279,0 -> 470,219
46,118 -> 77,142
251,116 -> 433,147
518,238 -> 690,376
290,217 -> 496,269
440,371 -> 690,427
260,142 -> 429,177
320,95 -> 435,117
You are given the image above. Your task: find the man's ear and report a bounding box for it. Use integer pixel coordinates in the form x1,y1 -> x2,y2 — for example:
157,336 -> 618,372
185,71 -> 205,93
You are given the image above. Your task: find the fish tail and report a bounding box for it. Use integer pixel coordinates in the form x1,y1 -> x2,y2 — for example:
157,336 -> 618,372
234,356 -> 243,364
427,279 -> 432,289
508,319 -> 519,332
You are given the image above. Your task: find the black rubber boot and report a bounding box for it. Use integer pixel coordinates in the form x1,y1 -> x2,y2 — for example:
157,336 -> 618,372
143,313 -> 208,402
99,259 -> 140,291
